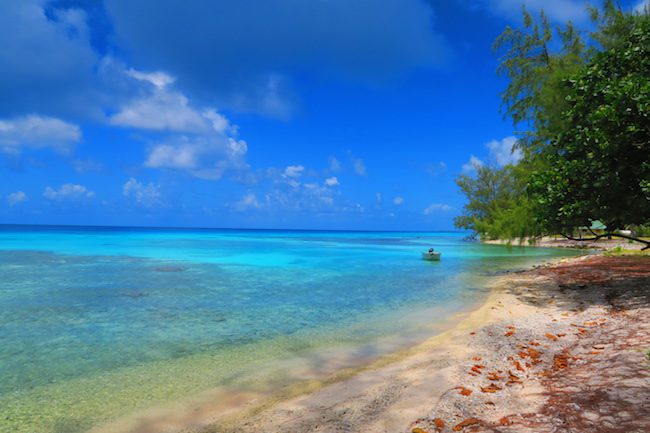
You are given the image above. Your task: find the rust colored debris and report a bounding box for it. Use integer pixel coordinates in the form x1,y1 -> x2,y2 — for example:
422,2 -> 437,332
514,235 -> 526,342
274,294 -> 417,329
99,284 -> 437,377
452,418 -> 481,431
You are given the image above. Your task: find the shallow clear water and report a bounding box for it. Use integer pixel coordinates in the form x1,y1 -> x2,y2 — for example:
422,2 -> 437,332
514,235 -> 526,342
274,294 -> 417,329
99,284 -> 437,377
0,226 -> 579,432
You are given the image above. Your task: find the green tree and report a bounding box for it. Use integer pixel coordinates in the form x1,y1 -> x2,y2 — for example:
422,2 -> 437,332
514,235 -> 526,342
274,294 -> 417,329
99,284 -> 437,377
493,6 -> 585,153
455,6 -> 587,241
454,163 -> 541,240
529,13 -> 650,249
590,0 -> 643,51
456,3 -> 649,248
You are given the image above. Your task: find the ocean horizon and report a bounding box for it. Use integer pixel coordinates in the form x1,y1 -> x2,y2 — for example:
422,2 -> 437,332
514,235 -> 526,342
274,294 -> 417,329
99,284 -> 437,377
0,223 -> 471,233
0,225 -> 580,433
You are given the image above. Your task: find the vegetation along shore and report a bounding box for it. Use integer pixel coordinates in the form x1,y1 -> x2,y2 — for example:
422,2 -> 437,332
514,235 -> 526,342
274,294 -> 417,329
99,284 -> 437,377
455,2 -> 649,252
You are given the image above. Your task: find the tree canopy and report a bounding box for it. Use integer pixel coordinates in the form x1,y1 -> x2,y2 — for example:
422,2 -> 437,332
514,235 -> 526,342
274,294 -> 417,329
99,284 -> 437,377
493,7 -> 585,152
530,17 -> 650,235
454,164 -> 541,241
455,2 -> 650,249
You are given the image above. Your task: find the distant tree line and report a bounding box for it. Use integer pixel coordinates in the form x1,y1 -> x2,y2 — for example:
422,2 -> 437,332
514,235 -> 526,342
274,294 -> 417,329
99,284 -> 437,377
455,1 -> 650,249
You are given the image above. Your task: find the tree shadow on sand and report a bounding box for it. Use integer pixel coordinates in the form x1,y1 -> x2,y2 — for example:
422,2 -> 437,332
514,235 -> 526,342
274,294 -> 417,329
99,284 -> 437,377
476,256 -> 650,433
505,256 -> 650,313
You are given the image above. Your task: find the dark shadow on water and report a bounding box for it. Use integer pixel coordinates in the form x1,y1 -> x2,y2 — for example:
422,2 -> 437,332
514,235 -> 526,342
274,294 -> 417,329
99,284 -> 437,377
152,265 -> 187,272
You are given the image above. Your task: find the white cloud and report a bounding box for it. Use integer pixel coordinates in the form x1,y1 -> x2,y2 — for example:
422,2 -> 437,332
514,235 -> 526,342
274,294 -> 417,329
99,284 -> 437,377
427,161 -> 447,176
324,176 -> 339,186
375,192 -> 383,206
353,158 -> 366,176
112,69 -> 234,136
423,203 -> 452,214
284,165 -> 305,178
487,0 -> 589,23
123,177 -> 162,208
44,183 -> 95,201
126,69 -> 175,89
145,143 -> 198,169
352,159 -> 368,176
113,70 -> 249,181
72,159 -> 103,174
100,0 -> 449,119
262,177 -> 340,211
202,109 -> 231,134
257,74 -> 295,120
236,192 -> 262,210
393,196 -> 404,206
486,136 -> 522,167
7,191 -> 27,206
328,156 -> 342,172
286,178 -> 301,189
0,115 -> 81,154
461,136 -> 521,175
0,0 -> 447,123
346,151 -> 368,176
110,87 -> 209,133
144,136 -> 248,180
462,155 -> 484,173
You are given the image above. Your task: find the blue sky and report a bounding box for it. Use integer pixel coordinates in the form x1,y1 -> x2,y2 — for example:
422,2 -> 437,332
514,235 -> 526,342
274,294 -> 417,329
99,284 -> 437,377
1,0 -> 646,230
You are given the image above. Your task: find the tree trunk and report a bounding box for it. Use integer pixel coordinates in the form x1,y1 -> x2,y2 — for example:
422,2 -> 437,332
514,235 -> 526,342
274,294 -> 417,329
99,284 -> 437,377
561,232 -> 650,250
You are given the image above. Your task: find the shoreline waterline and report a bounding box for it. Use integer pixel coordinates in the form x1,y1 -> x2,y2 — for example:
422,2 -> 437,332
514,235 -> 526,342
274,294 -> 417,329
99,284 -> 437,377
193,263 -> 553,433
90,286 -> 494,433
210,254 -> 600,433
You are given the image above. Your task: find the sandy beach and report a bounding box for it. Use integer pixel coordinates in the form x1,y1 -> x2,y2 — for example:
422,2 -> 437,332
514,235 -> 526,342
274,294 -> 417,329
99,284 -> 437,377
198,254 -> 650,433
4,3 -> 648,433
484,236 -> 650,251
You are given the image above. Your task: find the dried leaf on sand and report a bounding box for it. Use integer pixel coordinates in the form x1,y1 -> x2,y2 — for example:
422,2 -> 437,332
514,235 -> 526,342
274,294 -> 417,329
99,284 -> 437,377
480,384 -> 502,393
452,418 -> 480,431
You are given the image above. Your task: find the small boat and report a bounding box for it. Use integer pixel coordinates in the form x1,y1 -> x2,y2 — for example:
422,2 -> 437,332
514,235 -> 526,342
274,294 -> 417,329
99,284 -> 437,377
422,251 -> 441,261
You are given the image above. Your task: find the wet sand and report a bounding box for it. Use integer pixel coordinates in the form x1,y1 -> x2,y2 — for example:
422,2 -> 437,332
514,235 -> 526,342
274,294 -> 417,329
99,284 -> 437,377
200,255 -> 649,433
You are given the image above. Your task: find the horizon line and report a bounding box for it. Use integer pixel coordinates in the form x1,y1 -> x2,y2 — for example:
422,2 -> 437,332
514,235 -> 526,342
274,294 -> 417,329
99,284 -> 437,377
0,222 -> 467,234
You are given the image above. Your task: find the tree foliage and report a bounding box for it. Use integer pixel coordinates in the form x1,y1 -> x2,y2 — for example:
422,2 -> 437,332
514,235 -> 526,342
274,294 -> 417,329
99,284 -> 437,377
454,164 -> 542,240
590,0 -> 644,51
455,2 -> 650,248
530,13 -> 650,239
493,6 -> 585,152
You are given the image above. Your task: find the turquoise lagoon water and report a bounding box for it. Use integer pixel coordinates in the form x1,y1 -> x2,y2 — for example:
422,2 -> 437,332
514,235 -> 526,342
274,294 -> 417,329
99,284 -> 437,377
0,226 -> 579,432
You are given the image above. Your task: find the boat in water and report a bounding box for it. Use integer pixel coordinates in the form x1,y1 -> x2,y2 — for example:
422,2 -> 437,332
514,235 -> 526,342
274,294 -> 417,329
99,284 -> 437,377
422,250 -> 441,261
